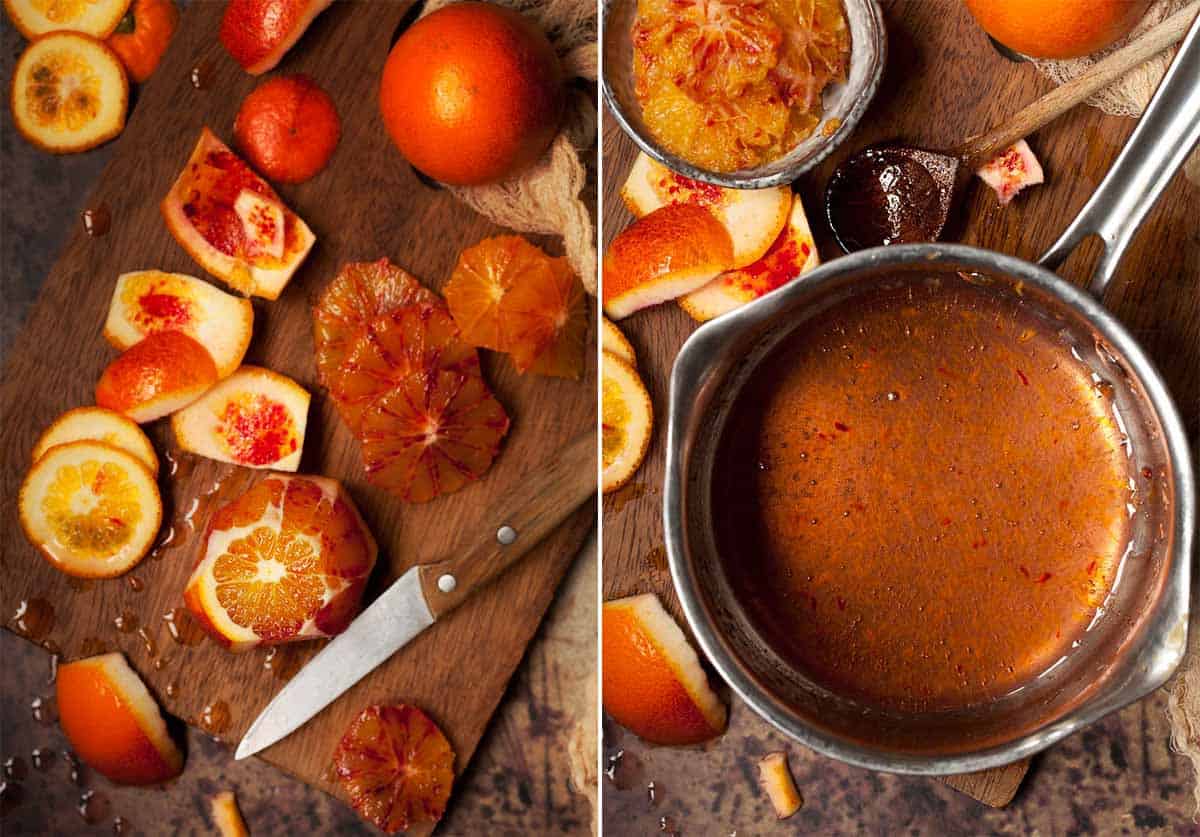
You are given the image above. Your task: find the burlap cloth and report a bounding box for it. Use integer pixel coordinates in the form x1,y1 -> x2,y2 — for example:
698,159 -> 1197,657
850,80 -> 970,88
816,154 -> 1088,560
421,0 -> 598,294
1030,0 -> 1200,814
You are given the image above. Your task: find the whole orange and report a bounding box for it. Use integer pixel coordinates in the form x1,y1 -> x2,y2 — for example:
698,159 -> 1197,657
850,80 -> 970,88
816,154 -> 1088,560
379,1 -> 564,186
964,0 -> 1151,59
234,74 -> 341,184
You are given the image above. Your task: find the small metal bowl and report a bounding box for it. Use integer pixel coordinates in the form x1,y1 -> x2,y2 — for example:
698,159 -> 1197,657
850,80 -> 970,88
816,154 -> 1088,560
601,0 -> 887,189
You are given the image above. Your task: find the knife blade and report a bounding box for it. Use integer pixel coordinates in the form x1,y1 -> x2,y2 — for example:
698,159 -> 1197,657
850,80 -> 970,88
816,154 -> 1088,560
235,429 -> 596,759
235,567 -> 433,759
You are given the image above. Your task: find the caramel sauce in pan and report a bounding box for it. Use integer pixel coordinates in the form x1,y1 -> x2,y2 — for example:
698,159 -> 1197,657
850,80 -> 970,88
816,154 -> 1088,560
714,275 -> 1134,712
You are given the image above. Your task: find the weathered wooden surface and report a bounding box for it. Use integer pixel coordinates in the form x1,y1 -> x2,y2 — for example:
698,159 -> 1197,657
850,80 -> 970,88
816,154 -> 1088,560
601,0 -> 1198,825
0,3 -> 596,831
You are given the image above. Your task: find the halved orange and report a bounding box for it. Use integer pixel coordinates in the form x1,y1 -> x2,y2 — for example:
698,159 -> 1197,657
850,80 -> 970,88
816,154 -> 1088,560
184,475 -> 377,651
56,652 -> 183,785
603,593 -> 727,746
313,258 -> 439,393
5,0 -> 131,40
32,406 -> 158,473
19,440 -> 161,578
333,704 -> 454,834
10,31 -> 128,154
601,352 -> 652,494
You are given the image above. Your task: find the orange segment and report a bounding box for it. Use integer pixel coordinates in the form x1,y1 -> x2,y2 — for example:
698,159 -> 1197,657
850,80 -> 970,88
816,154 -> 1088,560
19,440 -> 161,578
56,652 -> 182,785
333,704 -> 455,834
10,32 -> 128,154
184,475 -> 377,651
602,593 -> 727,745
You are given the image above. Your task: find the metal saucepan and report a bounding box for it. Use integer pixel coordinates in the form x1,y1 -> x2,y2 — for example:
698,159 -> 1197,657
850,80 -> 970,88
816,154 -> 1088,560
663,15 -> 1199,774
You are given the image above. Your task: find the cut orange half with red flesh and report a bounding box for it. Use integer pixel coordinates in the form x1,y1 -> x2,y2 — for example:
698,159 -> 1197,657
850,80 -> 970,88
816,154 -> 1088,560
313,258 -> 440,392
603,203 -> 734,320
680,194 -> 820,322
334,704 -> 454,834
104,270 -> 254,379
621,152 -> 792,268
603,593 -> 727,746
10,31 -> 128,154
162,128 -> 315,299
19,440 -> 161,578
172,366 -> 310,470
184,474 -> 377,652
56,652 -> 183,785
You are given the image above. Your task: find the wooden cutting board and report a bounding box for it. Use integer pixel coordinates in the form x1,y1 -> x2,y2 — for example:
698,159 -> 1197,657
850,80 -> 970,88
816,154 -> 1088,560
0,1 -> 595,831
602,0 -> 1198,814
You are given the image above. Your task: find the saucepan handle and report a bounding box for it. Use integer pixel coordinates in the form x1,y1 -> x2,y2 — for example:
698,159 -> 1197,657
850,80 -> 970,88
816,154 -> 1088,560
1039,9 -> 1200,299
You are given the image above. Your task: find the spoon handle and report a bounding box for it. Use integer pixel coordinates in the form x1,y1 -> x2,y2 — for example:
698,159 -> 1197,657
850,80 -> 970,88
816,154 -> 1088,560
957,1 -> 1199,169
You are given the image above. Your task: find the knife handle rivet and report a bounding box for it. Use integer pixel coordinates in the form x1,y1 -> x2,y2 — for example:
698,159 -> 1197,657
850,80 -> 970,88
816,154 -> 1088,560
497,525 -> 517,545
437,574 -> 457,593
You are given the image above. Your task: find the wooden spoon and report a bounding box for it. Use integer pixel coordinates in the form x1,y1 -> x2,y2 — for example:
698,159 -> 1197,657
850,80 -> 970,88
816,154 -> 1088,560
825,1 -> 1199,252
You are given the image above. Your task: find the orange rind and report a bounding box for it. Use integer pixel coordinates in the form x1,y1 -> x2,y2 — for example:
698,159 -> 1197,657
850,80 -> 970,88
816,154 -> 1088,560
95,330 -> 219,423
601,352 -> 652,495
758,751 -> 803,819
32,406 -> 158,474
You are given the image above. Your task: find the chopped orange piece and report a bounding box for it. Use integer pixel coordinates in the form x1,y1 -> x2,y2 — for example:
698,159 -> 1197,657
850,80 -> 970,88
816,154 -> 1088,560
758,751 -> 803,818
211,790 -> 250,837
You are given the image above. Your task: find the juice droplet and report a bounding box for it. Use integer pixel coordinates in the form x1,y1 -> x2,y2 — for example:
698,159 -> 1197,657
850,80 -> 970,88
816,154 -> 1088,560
63,751 -> 82,785
3,757 -> 26,781
660,814 -> 680,835
30,696 -> 52,724
189,61 -> 211,90
136,627 -> 157,658
647,780 -> 657,804
78,790 -> 110,824
113,611 -> 139,633
12,598 -> 55,639
199,701 -> 231,735
127,576 -> 145,593
30,749 -> 53,771
604,748 -> 643,790
81,204 -> 111,237
162,608 -> 205,646
40,639 -> 60,656
48,653 -> 59,685
153,655 -> 171,671
165,682 -> 179,699
113,815 -> 130,834
1,779 -> 23,815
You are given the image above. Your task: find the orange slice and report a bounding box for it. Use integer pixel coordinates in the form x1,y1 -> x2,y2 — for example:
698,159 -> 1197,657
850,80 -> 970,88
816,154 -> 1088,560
32,406 -> 158,473
603,204 -> 734,320
443,235 -> 553,352
621,152 -> 792,268
333,704 -> 454,834
210,791 -> 249,837
5,0 -> 131,40
19,440 -> 161,578
507,257 -> 588,378
171,366 -> 310,471
95,330 -> 219,423
600,316 -> 636,366
10,32 -> 128,154
313,258 -> 439,392
680,193 -> 819,322
603,593 -> 727,746
56,652 -> 183,785
104,270 -> 254,379
161,128 -> 315,299
601,352 -> 652,494
184,474 -> 377,651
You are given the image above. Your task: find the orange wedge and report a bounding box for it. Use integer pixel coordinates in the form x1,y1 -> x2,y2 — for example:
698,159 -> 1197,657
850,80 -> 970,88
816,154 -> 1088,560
10,31 -> 128,154
56,652 -> 183,785
32,406 -> 158,474
601,352 -> 652,494
19,440 -> 161,578
603,593 -> 727,745
600,317 -> 636,366
602,204 -> 733,320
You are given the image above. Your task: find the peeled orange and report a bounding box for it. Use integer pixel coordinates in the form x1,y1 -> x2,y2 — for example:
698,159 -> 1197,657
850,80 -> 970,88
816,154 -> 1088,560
56,652 -> 183,785
19,440 -> 161,578
603,593 -> 727,746
10,31 -> 128,154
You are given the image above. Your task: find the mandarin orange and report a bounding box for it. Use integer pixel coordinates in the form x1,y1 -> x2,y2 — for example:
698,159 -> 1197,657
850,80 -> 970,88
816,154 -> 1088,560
234,74 -> 340,183
379,2 -> 564,185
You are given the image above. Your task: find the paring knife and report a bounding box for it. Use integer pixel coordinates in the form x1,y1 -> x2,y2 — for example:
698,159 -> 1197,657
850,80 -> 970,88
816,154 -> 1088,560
235,429 -> 597,759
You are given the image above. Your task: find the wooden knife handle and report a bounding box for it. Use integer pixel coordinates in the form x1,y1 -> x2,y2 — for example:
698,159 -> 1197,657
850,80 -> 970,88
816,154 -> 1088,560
418,429 -> 597,618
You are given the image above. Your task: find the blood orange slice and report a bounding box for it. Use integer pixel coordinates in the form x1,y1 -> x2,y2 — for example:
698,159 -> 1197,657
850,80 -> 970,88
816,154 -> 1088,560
333,704 -> 454,834
359,351 -> 509,504
161,128 -> 315,299
183,475 -> 376,651
312,259 -> 439,391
